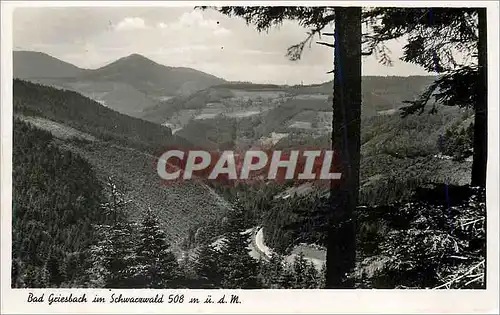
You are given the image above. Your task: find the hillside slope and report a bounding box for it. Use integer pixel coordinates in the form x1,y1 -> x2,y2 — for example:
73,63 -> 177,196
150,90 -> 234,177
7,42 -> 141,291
12,119 -> 106,287
14,80 -> 229,244
13,50 -> 84,79
141,76 -> 436,129
13,79 -> 190,152
80,54 -> 226,98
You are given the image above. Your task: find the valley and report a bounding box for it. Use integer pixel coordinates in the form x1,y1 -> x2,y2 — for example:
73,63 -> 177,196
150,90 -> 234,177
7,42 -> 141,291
12,53 -> 473,250
11,50 -> 478,290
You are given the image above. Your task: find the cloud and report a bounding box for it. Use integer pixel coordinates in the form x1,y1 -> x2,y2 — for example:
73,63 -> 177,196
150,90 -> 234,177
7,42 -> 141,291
157,10 -> 231,37
114,17 -> 147,31
213,27 -> 231,37
178,11 -> 207,28
13,7 -> 431,84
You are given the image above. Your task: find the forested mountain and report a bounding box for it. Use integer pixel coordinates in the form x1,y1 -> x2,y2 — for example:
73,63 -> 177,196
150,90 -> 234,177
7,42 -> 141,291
10,5 -> 488,294
79,54 -> 227,98
13,51 -> 84,79
13,51 -> 227,117
13,78 -> 232,243
12,119 -> 106,287
10,75 -> 483,291
10,118 -> 321,288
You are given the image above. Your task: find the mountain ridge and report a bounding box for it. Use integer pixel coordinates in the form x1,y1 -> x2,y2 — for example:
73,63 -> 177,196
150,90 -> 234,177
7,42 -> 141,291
14,50 -> 225,76
14,50 -> 436,86
13,51 -> 227,116
13,50 -> 85,79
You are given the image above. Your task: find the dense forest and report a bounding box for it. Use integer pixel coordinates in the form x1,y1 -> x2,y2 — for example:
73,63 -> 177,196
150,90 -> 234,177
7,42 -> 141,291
11,84 -> 486,290
10,5 -> 488,291
11,121 -> 323,289
11,81 -> 485,289
13,79 -> 190,153
196,176 -> 485,289
12,119 -> 106,287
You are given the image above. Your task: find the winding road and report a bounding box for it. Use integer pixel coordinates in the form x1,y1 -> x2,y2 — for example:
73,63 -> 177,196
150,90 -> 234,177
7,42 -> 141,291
250,227 -> 326,271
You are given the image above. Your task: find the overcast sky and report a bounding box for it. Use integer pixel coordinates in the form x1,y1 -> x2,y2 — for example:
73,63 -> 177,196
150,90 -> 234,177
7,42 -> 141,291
13,7 -> 432,85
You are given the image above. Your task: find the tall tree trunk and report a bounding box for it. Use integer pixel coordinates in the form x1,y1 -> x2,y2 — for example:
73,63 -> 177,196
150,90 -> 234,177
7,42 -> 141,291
471,8 -> 487,188
326,7 -> 362,288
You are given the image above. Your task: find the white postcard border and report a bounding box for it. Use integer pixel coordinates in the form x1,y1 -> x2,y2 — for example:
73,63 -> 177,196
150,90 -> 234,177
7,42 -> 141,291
1,1 -> 499,314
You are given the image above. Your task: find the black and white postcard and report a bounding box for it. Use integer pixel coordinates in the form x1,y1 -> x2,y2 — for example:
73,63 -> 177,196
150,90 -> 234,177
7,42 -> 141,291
1,1 -> 499,314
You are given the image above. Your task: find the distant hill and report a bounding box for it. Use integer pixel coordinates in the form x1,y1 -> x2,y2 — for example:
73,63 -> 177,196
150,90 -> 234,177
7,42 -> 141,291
13,51 -> 84,79
79,54 -> 227,98
287,76 -> 437,111
13,51 -> 227,116
141,76 -> 437,130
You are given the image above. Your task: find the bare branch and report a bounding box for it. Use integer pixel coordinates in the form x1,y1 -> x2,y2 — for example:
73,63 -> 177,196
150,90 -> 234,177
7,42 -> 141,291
433,260 -> 485,289
317,41 -> 335,48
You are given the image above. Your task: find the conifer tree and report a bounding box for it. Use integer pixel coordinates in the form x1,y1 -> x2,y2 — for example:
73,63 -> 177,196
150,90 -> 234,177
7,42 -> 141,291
194,244 -> 224,288
87,178 -> 136,288
217,196 -> 261,288
318,263 -> 327,288
365,8 -> 488,187
133,208 -> 180,288
219,231 -> 261,289
303,262 -> 320,288
209,6 -> 362,288
265,253 -> 285,288
88,222 -> 136,288
292,253 -> 308,288
11,258 -> 25,288
278,262 -> 295,289
46,250 -> 64,286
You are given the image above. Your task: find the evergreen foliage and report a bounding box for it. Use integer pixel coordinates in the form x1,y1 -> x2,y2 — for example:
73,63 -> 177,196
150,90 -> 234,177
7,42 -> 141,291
12,119 -> 106,288
11,7 -> 487,291
355,186 -> 486,289
218,198 -> 261,289
13,79 -> 189,153
439,122 -> 474,161
193,244 -> 224,288
366,8 -> 487,187
133,209 -> 180,288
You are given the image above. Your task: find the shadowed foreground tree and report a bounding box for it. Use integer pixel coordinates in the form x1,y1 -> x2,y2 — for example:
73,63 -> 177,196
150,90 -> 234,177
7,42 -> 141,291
204,6 -> 362,288
365,7 -> 488,187
194,243 -> 224,288
363,6 -> 488,288
327,7 -> 361,288
87,179 -> 135,288
206,7 -> 488,289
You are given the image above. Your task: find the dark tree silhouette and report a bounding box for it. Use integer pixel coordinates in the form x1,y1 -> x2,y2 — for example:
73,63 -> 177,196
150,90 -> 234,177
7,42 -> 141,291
205,6 -> 362,288
327,7 -> 361,288
365,8 -> 488,187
